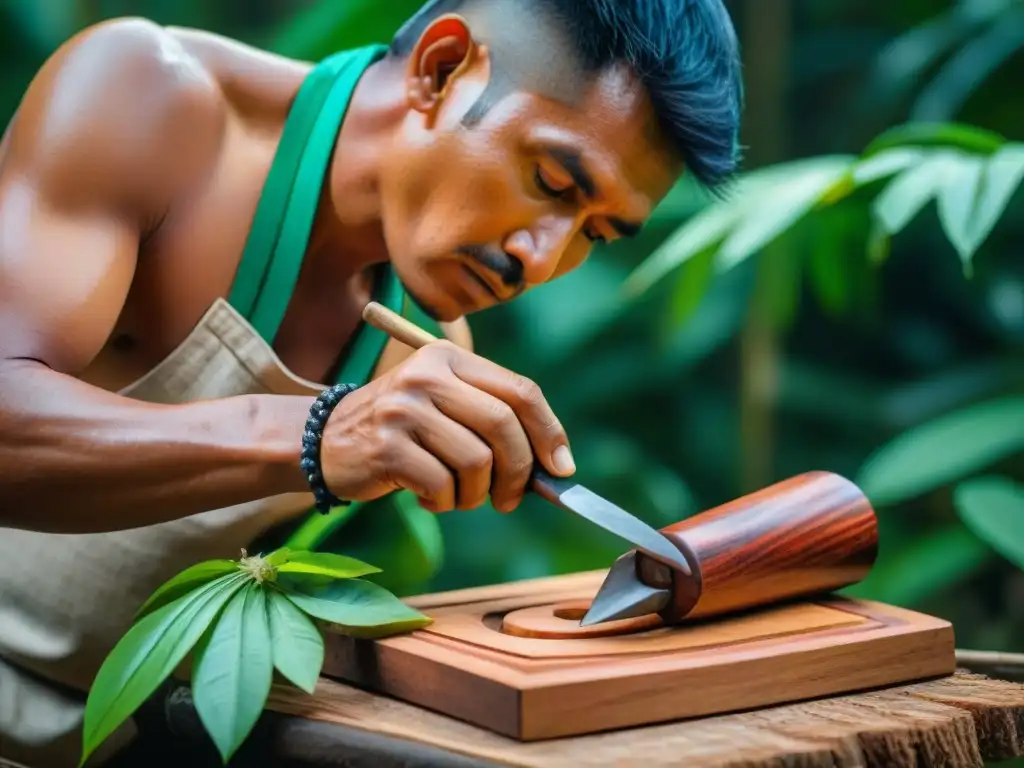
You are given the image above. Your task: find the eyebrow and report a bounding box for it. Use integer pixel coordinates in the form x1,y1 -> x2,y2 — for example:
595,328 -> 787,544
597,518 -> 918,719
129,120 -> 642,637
546,146 -> 644,239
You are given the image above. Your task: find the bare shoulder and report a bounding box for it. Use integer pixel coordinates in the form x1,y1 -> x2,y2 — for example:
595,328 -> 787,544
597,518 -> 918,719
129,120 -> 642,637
2,17 -> 228,220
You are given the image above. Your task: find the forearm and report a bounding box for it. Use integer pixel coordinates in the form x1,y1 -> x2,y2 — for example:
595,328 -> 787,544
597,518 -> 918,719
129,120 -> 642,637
0,360 -> 312,533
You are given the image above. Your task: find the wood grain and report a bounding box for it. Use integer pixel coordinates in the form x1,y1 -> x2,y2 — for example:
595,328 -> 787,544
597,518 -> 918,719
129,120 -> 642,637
317,568 -> 954,741
265,669 -> 1024,767
649,470 -> 879,622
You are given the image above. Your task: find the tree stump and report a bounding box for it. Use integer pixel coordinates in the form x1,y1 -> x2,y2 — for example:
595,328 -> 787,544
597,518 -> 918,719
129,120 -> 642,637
254,667 -> 1024,767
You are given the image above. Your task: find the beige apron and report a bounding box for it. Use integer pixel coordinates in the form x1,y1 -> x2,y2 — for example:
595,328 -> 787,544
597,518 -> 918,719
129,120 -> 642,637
0,297 -> 466,767
0,42 -> 476,766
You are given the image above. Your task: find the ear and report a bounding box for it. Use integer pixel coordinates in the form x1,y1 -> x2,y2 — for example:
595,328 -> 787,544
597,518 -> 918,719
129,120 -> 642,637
405,13 -> 483,116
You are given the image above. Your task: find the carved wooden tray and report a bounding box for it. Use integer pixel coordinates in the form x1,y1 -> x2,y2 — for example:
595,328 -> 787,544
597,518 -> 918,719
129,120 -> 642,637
320,569 -> 956,741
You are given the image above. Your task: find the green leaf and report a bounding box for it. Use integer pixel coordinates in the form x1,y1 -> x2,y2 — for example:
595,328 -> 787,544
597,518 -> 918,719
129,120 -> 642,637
280,577 -> 432,639
764,242 -> 803,333
81,572 -> 247,766
276,551 -> 382,580
966,143 -> 1024,256
623,156 -> 855,298
954,476 -> 1024,570
394,492 -> 445,575
191,584 -> 274,764
622,197 -> 741,298
715,156 -> 852,270
856,395 -> 1024,506
863,121 -> 1006,157
280,500 -> 364,552
133,559 -> 239,621
667,246 -> 717,326
267,590 -> 324,694
935,152 -> 984,272
852,147 -> 927,186
911,6 -> 1024,123
866,217 -> 892,266
870,152 -> 949,236
842,523 -> 992,606
805,207 -> 865,315
265,548 -> 293,567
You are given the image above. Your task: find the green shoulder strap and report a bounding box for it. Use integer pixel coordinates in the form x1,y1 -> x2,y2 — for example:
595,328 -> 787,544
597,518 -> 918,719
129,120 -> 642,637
227,44 -> 410,554
227,42 -> 405,387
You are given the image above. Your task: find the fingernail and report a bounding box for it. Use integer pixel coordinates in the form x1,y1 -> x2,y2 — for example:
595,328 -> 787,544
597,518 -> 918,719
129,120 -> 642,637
552,445 -> 575,475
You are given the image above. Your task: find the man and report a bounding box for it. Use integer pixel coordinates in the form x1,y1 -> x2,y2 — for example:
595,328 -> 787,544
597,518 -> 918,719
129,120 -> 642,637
0,0 -> 742,764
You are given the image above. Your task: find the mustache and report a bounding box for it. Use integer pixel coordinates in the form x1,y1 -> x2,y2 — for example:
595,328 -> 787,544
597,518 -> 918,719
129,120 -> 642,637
457,245 -> 524,291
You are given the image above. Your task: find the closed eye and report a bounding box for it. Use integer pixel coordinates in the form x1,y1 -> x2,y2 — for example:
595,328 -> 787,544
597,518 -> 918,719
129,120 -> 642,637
534,165 -> 569,198
533,166 -> 605,243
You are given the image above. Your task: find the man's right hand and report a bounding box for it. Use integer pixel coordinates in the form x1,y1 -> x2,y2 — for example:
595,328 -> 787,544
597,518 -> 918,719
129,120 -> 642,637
319,340 -> 575,513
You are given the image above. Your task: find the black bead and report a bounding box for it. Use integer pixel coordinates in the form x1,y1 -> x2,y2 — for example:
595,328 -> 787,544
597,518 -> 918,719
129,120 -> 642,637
301,383 -> 357,514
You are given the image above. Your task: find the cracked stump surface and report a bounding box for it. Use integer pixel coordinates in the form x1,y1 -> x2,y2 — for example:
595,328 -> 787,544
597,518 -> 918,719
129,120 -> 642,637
255,669 -> 1024,767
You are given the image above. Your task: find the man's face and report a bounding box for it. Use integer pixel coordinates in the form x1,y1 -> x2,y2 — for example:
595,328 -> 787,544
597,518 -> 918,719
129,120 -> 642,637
377,16 -> 682,322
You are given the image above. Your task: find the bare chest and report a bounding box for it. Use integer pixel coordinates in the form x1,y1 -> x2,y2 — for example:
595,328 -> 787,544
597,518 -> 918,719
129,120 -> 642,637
78,125 -> 367,393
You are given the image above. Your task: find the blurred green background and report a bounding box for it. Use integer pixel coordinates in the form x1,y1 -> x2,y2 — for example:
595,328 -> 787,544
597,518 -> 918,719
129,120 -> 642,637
3,0 -> 1022,655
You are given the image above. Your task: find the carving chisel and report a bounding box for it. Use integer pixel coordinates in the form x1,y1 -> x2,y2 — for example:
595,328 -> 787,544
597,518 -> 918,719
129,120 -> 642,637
360,301 -> 690,573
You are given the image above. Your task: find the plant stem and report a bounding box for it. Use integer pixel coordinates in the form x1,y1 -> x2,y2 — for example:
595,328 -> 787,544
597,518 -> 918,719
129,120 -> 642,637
738,0 -> 792,493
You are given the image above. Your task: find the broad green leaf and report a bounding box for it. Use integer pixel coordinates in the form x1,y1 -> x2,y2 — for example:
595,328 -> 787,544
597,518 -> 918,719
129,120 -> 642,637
966,144 -> 1024,257
265,548 -> 293,567
715,157 -> 852,270
863,121 -> 1006,157
935,151 -> 984,272
267,590 -> 324,694
280,500 -> 364,552
81,573 -> 247,766
856,395 -> 1024,506
394,492 -> 445,575
276,551 -> 382,580
624,155 -> 854,297
667,246 -> 717,326
866,218 -> 891,266
764,243 -> 803,333
863,8 -> 985,112
911,6 -> 1024,122
622,200 -> 741,298
852,148 -> 927,186
191,584 -> 274,764
133,559 -> 239,621
871,152 -> 949,236
280,577 -> 432,639
954,476 -> 1024,569
842,523 -> 992,606
805,207 -> 863,315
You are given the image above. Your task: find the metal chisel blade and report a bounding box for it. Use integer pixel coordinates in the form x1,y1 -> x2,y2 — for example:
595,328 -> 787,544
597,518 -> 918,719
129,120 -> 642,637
531,468 -> 690,572
580,552 -> 670,626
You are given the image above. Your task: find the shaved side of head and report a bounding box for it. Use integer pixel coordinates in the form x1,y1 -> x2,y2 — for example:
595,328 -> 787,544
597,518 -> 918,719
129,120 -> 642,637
389,0 -> 744,194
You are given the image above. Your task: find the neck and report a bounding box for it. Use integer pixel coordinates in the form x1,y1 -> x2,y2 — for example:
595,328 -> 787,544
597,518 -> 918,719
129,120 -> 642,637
305,55 -> 407,286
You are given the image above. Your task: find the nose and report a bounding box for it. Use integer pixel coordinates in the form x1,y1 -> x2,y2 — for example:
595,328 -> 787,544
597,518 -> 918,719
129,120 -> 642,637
502,215 -> 581,286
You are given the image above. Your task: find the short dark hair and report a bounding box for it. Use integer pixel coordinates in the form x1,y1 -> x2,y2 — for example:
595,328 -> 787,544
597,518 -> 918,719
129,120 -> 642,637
390,0 -> 744,194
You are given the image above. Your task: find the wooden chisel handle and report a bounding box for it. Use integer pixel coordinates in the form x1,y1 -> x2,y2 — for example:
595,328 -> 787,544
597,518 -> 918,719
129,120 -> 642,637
363,301 -> 440,349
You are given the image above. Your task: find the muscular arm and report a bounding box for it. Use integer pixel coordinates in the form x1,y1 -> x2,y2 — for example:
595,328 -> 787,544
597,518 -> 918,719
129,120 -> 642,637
0,19 -> 309,533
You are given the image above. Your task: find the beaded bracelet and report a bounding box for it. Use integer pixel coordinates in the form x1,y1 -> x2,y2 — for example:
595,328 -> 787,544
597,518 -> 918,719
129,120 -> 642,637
300,383 -> 357,514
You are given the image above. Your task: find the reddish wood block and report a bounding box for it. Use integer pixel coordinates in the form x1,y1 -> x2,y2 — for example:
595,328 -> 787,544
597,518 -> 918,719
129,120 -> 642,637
320,569 -> 956,741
